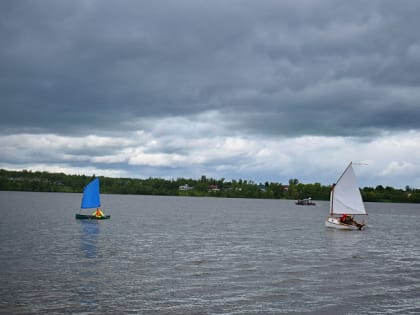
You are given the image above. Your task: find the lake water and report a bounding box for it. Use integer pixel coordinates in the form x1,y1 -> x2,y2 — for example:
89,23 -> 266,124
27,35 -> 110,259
1,191 -> 420,314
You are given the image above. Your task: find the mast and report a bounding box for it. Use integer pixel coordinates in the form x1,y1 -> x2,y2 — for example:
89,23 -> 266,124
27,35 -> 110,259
330,184 -> 335,215
330,162 -> 352,216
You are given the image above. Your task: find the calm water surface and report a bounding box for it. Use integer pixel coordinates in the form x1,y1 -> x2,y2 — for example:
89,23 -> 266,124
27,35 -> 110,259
1,191 -> 420,314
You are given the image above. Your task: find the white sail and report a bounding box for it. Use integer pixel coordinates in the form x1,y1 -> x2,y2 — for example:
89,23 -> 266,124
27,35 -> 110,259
331,163 -> 366,215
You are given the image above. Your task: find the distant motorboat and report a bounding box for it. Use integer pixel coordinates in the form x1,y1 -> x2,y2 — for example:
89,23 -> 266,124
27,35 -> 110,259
325,162 -> 366,230
76,178 -> 110,220
295,198 -> 316,205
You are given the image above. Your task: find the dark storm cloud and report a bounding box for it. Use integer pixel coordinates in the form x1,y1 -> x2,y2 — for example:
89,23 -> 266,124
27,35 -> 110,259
1,0 -> 420,137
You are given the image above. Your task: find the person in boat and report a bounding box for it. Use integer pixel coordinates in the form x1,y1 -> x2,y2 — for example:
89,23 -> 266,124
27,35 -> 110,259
340,214 -> 353,225
340,214 -> 364,229
93,208 -> 104,218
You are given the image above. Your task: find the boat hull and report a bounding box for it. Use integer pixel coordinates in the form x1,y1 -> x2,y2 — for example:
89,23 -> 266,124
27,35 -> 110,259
75,214 -> 111,220
325,217 -> 364,230
296,200 -> 316,205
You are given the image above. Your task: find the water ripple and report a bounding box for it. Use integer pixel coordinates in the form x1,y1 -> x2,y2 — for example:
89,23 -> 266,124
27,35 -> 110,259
1,193 -> 420,314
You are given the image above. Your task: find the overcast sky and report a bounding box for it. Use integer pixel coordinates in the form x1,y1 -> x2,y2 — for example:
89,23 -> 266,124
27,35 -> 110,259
1,0 -> 420,188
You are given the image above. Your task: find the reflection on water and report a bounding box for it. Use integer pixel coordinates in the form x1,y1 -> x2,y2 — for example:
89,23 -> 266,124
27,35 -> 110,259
324,227 -> 365,255
79,220 -> 100,258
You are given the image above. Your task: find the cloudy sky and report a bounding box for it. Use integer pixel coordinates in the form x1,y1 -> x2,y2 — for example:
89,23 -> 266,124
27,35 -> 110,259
1,0 -> 420,188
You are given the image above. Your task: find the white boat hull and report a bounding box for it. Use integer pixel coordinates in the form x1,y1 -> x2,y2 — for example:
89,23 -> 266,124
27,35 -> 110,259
325,217 -> 364,230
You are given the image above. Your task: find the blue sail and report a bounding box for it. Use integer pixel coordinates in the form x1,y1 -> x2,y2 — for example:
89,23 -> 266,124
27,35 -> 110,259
81,178 -> 101,209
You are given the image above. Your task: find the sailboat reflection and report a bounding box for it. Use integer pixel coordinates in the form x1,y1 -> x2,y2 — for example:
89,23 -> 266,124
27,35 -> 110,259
80,220 -> 100,258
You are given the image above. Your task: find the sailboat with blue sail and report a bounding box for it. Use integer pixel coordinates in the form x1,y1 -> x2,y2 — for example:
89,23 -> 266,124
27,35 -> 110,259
76,178 -> 110,220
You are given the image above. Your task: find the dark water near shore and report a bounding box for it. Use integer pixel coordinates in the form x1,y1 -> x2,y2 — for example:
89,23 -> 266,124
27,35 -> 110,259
1,191 -> 420,314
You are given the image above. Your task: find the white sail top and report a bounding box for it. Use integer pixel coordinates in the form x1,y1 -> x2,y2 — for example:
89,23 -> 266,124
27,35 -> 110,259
330,163 -> 366,215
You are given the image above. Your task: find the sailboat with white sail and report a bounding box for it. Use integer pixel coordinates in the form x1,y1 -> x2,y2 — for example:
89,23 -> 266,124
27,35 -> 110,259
325,162 -> 367,230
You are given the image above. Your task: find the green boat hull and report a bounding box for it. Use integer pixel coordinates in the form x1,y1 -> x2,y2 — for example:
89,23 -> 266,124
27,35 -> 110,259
75,214 -> 111,220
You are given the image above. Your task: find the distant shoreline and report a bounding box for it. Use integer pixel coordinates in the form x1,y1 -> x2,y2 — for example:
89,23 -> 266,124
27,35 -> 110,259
0,169 -> 419,203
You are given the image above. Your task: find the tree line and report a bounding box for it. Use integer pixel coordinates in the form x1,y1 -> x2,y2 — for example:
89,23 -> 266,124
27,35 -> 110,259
0,169 -> 419,203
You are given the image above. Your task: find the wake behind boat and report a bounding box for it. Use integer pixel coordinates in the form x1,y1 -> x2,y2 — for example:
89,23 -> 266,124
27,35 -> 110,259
325,162 -> 367,230
76,178 -> 110,220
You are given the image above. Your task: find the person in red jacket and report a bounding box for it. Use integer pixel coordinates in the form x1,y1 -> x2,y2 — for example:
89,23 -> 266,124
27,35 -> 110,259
340,214 -> 352,224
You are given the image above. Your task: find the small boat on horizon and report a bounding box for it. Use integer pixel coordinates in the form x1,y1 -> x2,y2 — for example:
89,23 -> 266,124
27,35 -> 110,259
325,162 -> 367,230
76,178 -> 110,220
296,197 -> 316,205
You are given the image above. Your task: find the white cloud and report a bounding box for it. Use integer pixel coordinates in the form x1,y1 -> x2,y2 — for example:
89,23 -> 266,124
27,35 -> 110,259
3,128 -> 420,188
381,161 -> 417,177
